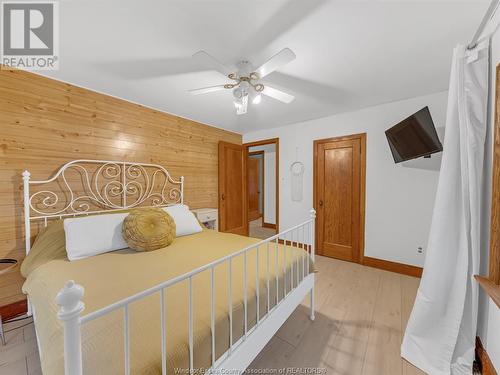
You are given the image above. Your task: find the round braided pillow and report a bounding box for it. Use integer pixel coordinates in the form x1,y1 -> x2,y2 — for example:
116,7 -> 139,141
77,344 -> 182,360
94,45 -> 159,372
122,208 -> 176,251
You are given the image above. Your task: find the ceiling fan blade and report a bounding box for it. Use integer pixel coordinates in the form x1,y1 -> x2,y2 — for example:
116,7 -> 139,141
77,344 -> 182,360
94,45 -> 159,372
262,85 -> 295,103
193,51 -> 233,77
189,85 -> 227,95
255,48 -> 296,79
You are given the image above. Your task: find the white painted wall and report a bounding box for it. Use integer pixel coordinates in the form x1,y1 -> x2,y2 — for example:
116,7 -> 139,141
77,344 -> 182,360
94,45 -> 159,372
244,91 -> 448,267
249,144 -> 276,225
477,8 -> 500,372
264,151 -> 276,225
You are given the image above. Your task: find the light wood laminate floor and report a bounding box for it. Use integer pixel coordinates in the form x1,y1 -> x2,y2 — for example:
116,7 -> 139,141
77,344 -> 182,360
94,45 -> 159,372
0,256 -> 424,375
0,316 -> 41,375
248,255 -> 425,375
249,218 -> 276,240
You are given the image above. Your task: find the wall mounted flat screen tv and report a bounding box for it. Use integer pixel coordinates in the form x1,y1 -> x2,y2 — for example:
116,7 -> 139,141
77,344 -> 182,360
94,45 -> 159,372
385,106 -> 443,163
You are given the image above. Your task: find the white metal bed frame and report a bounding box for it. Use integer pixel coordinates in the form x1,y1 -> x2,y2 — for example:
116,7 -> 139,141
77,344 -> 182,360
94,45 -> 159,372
22,159 -> 315,375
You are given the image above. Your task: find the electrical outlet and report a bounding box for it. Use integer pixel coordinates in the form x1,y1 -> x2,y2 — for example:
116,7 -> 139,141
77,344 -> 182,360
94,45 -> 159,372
417,246 -> 423,254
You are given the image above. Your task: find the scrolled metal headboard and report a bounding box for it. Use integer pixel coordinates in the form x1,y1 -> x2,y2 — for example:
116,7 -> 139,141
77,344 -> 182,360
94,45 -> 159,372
23,159 -> 184,255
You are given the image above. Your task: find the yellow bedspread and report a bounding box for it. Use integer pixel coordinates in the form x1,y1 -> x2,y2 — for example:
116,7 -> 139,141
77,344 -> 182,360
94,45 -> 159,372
23,229 -> 313,375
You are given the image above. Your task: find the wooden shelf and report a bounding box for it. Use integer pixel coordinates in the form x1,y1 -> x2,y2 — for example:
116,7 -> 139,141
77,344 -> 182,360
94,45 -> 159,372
475,275 -> 500,308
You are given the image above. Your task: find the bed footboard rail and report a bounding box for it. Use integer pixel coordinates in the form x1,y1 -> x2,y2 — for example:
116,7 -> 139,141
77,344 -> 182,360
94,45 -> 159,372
56,209 -> 316,375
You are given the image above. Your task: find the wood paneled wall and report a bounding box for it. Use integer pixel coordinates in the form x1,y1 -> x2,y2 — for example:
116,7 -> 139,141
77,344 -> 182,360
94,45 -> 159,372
0,68 -> 241,306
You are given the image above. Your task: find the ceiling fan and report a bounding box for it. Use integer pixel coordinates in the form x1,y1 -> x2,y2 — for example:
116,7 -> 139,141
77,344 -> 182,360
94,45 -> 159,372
189,48 -> 296,115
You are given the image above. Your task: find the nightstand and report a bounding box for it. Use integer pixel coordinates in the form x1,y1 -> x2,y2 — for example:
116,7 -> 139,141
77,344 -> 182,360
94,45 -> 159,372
191,208 -> 218,231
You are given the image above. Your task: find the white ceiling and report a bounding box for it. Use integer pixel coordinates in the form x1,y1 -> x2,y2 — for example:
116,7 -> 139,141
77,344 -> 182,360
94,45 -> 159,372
39,0 -> 489,134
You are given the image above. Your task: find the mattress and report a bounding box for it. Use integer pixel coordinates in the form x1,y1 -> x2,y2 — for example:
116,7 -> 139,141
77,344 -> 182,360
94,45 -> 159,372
23,228 -> 313,375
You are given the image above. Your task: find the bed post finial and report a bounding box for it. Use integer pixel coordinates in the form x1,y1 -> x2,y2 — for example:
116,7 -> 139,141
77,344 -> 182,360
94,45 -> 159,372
56,280 -> 85,375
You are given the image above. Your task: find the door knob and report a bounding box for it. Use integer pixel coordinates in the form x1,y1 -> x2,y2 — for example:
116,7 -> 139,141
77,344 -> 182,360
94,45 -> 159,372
319,200 -> 323,207
221,193 -> 225,200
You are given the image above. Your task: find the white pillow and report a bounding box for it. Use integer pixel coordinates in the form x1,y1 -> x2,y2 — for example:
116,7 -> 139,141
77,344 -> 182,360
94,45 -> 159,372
163,204 -> 203,237
64,213 -> 129,261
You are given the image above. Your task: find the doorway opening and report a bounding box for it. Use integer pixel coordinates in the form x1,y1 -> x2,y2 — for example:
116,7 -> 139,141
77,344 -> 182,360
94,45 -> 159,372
244,138 -> 279,239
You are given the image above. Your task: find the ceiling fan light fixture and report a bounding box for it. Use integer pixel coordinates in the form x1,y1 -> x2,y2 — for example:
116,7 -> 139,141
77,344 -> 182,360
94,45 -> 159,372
190,48 -> 296,114
234,98 -> 244,109
233,87 -> 243,99
253,83 -> 264,92
236,94 -> 248,115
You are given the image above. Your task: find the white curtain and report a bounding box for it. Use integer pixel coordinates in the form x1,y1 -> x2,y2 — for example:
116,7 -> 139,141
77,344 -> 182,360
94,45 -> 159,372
401,41 -> 489,375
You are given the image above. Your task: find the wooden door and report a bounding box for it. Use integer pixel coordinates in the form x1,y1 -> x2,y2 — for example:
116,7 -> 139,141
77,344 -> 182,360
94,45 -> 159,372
218,142 -> 248,235
314,134 -> 366,263
248,153 -> 263,221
